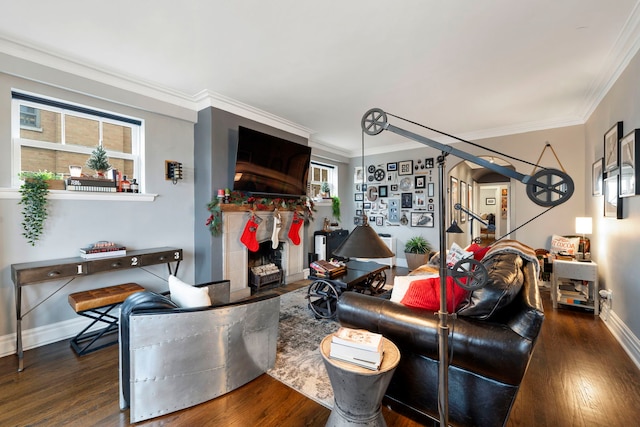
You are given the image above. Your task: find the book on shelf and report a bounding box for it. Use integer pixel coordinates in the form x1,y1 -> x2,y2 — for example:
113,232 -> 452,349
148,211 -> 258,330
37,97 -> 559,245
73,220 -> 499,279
331,327 -> 383,353
66,177 -> 117,192
558,296 -> 591,306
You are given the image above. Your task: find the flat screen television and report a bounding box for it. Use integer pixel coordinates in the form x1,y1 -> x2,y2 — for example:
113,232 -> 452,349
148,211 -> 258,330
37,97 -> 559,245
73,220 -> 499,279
233,126 -> 311,197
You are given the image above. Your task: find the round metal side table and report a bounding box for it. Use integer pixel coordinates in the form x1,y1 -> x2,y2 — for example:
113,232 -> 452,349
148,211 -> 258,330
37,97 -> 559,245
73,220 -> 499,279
320,335 -> 400,427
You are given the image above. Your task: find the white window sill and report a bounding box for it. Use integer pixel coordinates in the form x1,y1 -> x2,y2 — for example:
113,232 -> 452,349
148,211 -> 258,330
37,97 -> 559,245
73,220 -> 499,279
0,188 -> 157,201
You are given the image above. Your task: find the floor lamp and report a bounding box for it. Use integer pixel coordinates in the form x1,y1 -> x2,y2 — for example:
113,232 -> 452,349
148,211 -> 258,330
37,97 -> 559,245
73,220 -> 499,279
360,108 -> 574,426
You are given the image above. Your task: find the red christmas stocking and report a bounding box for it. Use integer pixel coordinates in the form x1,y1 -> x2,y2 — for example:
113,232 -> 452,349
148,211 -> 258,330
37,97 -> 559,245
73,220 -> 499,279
288,211 -> 304,245
241,216 -> 260,252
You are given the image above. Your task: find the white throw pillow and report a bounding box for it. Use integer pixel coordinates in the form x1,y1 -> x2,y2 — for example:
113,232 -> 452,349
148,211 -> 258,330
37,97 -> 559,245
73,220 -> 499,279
168,275 -> 211,308
391,274 -> 438,303
550,234 -> 580,255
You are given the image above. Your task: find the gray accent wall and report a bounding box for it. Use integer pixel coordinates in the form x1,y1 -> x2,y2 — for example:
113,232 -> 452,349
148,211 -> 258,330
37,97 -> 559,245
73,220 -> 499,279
194,107 -> 310,285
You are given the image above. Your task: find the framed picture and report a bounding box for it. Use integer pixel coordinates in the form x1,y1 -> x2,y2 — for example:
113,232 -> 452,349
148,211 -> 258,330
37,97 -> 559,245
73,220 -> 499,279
355,192 -> 364,201
486,197 -> 496,205
415,192 -> 426,207
375,216 -> 384,226
592,158 -> 603,196
356,209 -> 363,216
620,129 -> 640,197
460,181 -> 467,223
378,185 -> 388,198
386,162 -> 397,171
450,176 -> 459,223
427,182 -> 435,197
604,121 -> 623,172
427,203 -> 435,212
391,184 -> 398,191
398,160 -> 414,176
354,166 -> 364,183
411,211 -> 435,227
401,192 -> 413,208
425,157 -> 434,168
363,202 -> 372,209
604,171 -> 622,218
415,175 -> 426,189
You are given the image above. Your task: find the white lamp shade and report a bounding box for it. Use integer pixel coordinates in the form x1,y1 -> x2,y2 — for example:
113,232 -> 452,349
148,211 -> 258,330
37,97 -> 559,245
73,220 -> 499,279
575,217 -> 592,235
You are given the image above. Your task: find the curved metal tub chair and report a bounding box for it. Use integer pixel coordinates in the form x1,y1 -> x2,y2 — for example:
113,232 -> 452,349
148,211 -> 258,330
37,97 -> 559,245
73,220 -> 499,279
118,283 -> 280,423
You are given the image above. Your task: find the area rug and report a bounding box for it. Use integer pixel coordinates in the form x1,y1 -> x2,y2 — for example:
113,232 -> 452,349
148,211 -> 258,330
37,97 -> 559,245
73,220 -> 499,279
267,286 -> 340,409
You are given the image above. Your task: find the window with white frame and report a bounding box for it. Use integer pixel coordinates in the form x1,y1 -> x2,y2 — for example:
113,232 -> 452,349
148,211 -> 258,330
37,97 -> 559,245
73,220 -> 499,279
11,91 -> 143,188
308,161 -> 338,199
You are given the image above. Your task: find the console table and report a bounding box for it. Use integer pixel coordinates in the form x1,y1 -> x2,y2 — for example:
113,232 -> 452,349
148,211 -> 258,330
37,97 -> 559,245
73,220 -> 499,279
11,246 -> 183,371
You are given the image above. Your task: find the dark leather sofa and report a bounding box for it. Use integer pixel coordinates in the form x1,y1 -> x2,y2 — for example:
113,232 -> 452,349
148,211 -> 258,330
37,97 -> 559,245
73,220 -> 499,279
337,248 -> 544,427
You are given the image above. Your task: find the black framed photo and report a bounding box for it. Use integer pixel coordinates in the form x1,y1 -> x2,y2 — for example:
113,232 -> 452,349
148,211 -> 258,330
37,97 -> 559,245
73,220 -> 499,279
604,121 -> 623,172
375,216 -> 384,226
356,209 -> 363,216
398,160 -> 414,176
486,197 -> 496,205
604,170 -> 622,218
619,129 -> 640,197
378,185 -> 388,198
390,184 -> 398,191
450,176 -> 459,223
427,203 -> 435,212
425,157 -> 434,168
401,192 -> 413,208
355,192 -> 364,201
386,162 -> 397,171
415,175 -> 426,189
363,202 -> 371,209
411,211 -> 434,227
592,158 -> 603,196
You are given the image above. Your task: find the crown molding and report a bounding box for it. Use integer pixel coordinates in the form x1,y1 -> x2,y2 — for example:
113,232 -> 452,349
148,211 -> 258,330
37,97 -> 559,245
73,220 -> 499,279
193,89 -> 312,138
0,34 -> 311,137
579,1 -> 640,120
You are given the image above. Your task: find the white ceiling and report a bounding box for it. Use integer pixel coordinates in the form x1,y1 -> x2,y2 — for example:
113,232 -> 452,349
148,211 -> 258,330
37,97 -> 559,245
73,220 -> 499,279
2,0 -> 640,157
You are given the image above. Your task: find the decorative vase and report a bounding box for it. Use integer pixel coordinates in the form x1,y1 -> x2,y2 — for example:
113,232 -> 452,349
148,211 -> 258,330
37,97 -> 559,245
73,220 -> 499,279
405,252 -> 430,271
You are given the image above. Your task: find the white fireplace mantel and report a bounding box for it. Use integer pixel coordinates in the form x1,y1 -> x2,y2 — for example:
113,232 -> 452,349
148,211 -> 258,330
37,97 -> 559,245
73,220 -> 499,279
222,210 -> 305,300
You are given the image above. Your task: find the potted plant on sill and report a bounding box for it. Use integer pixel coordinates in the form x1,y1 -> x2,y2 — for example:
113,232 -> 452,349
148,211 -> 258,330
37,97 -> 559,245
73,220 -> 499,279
18,171 -> 63,245
86,145 -> 111,177
404,235 -> 432,271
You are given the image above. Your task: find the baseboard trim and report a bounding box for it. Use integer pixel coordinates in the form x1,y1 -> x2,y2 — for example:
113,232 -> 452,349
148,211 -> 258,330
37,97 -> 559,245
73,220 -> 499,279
600,305 -> 640,371
0,314 -> 118,359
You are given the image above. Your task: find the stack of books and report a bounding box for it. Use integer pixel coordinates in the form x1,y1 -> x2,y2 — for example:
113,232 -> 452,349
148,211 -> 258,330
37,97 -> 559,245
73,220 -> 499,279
310,259 -> 346,278
66,177 -> 117,193
79,241 -> 127,259
329,327 -> 384,370
558,280 -> 590,305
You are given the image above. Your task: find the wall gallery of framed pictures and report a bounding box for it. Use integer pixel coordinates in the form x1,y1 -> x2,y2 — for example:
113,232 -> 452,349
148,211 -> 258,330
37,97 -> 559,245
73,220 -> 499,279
354,158 -> 436,227
596,121 -> 640,219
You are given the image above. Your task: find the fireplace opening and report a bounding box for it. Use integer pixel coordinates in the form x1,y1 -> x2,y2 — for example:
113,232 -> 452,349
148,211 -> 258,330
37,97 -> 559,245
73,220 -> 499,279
248,241 -> 284,291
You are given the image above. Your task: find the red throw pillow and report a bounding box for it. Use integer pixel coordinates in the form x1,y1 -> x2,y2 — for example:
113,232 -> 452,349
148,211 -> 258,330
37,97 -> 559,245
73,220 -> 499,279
400,276 -> 469,312
467,243 -> 491,261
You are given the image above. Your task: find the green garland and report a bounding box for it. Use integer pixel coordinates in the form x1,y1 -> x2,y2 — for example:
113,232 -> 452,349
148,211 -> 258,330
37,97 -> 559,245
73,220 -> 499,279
206,191 -> 315,236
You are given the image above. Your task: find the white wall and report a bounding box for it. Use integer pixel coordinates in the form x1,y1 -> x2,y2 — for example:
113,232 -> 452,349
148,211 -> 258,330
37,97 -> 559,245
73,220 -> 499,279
0,57 -> 196,354
584,44 -> 640,366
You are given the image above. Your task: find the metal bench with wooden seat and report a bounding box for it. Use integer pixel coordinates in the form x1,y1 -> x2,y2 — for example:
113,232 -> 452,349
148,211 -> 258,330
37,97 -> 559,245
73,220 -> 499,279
68,283 -> 144,355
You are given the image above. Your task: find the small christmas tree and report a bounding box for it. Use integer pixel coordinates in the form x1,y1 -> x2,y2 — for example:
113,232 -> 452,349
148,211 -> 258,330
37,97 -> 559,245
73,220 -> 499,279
86,145 -> 111,175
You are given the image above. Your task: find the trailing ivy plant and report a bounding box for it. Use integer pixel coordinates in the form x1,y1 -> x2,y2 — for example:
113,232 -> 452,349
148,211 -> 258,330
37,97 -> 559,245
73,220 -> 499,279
18,172 -> 52,246
331,196 -> 341,222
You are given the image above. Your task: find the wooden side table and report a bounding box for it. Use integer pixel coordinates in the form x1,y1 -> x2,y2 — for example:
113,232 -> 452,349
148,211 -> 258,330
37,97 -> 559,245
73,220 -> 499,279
320,335 -> 400,426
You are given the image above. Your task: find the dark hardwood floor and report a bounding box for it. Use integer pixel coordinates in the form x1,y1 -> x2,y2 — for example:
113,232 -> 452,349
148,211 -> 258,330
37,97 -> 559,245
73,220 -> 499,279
1,272 -> 639,426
